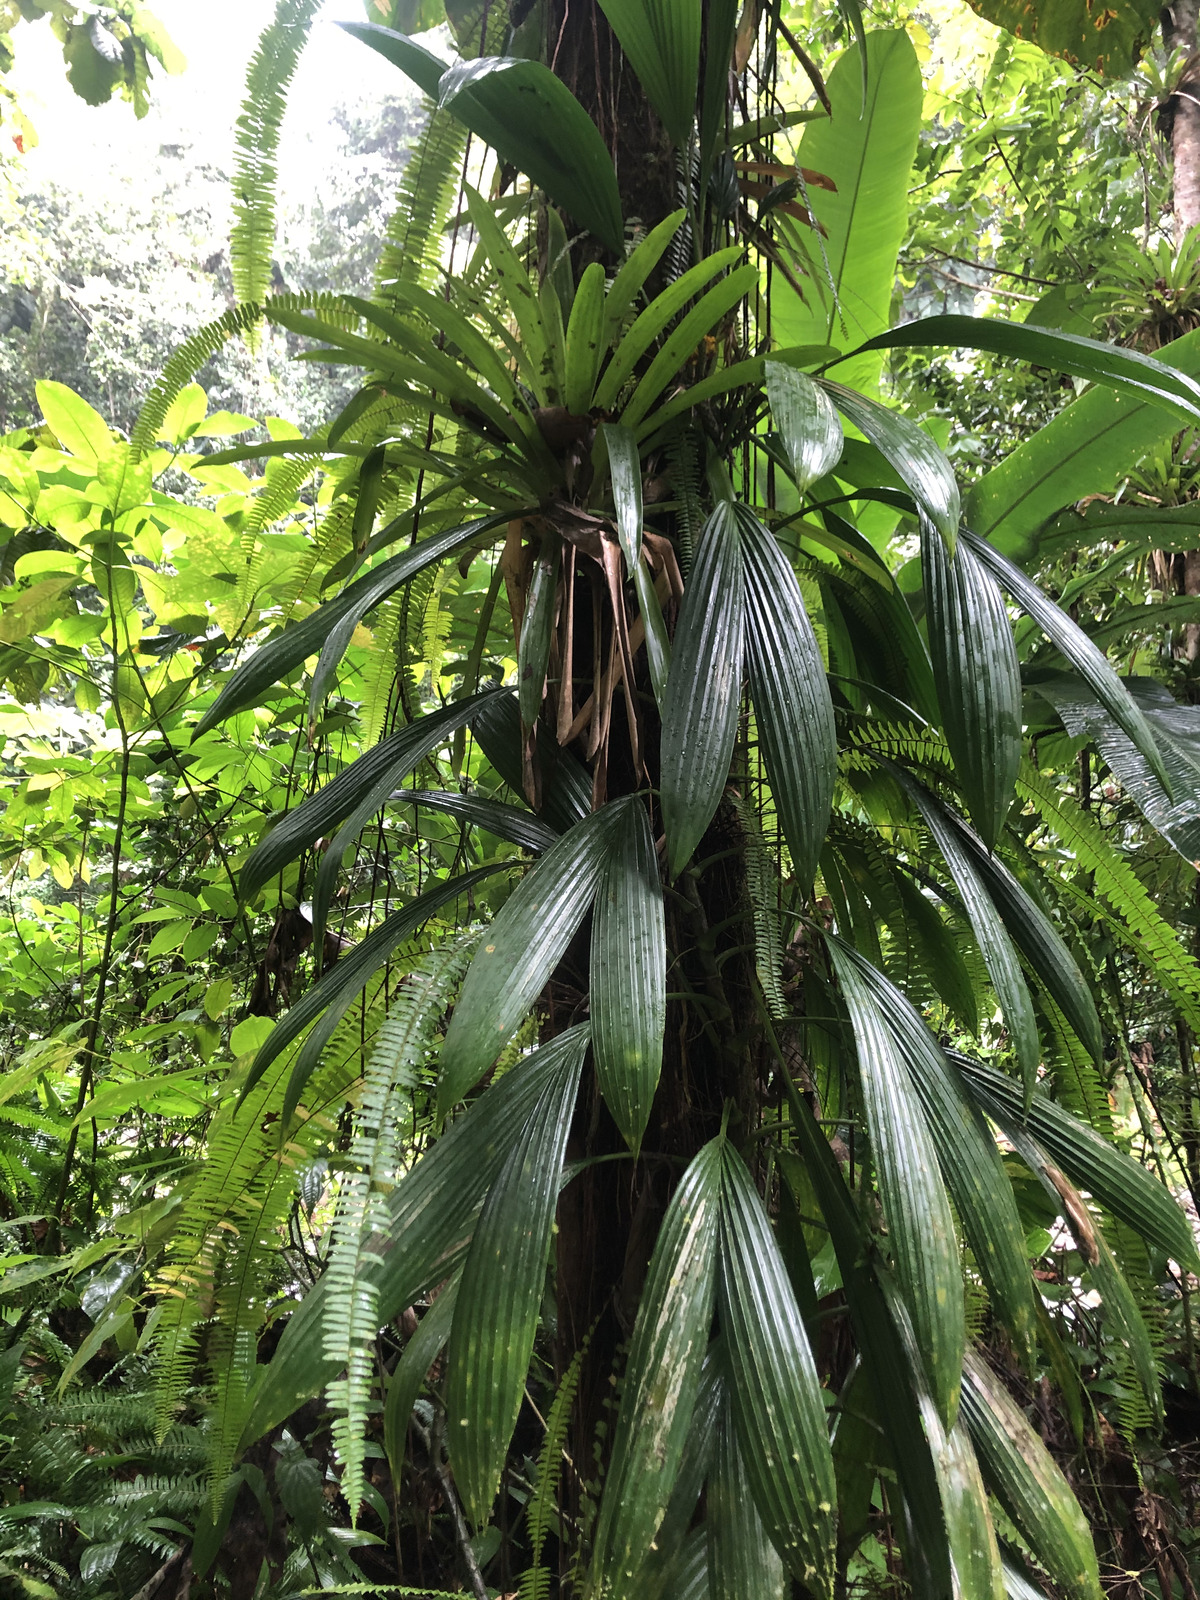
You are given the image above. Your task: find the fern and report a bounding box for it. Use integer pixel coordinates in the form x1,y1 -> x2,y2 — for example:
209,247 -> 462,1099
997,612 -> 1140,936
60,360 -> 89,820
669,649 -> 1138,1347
518,1340 -> 588,1600
375,106 -> 469,307
360,593 -> 405,749
238,454 -> 323,605
729,792 -> 788,1021
231,0 -> 323,306
323,936 -> 474,1521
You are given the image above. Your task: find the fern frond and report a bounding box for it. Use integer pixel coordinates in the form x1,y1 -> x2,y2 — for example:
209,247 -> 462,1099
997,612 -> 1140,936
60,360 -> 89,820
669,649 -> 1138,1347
375,107 -> 469,307
231,0 -> 323,307
729,792 -> 788,1021
238,455 -> 322,605
360,593 -> 405,749
520,1337 -> 586,1599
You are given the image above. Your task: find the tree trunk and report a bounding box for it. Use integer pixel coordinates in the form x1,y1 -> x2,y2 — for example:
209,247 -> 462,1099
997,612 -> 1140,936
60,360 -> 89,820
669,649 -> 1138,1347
1167,2 -> 1200,236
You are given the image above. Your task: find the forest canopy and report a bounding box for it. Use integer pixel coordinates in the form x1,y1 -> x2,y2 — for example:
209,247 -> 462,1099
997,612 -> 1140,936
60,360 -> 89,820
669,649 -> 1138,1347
5,2 -> 1200,1598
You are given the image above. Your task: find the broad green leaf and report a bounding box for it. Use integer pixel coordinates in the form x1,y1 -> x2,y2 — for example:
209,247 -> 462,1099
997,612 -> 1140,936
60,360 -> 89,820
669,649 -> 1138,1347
827,936 -> 964,1426
439,799 -> 631,1114
591,1139 -> 722,1600
960,0 -> 1158,76
590,798 -> 665,1152
594,247 -> 744,413
764,361 -> 843,494
195,517 -> 501,737
242,1027 -> 590,1447
859,315 -> 1200,429
596,0 -> 701,146
777,31 -> 923,396
961,1349 -> 1101,1600
519,532 -> 560,728
383,1277 -> 460,1494
954,1056 -> 1200,1272
718,1143 -> 836,1596
901,775 -> 1041,1103
240,687 -> 505,909
446,1027 -> 585,1522
963,529 -> 1173,797
660,502 -> 744,878
737,504 -> 835,887
639,1352 -> 722,1600
921,523 -> 1020,850
564,262 -> 608,415
388,789 -> 557,854
342,28 -> 623,251
238,865 -> 500,1115
824,382 -> 960,549
35,381 -> 112,465
619,265 -> 758,430
706,1373 -> 785,1600
832,942 -> 1037,1365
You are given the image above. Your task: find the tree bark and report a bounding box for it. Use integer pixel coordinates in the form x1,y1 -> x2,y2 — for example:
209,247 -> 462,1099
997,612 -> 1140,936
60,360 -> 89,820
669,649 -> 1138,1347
1166,2 -> 1200,235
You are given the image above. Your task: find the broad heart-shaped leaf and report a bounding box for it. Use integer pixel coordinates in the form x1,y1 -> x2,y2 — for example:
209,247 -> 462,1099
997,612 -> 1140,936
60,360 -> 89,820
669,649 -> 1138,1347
900,774 -> 1040,1104
961,1350 -> 1101,1600
737,505 -> 836,887
960,0 -> 1158,77
764,361 -> 843,495
822,381 -> 960,550
858,316 -> 1200,430
962,528 -> 1174,797
341,27 -> 623,253
660,502 -> 744,878
241,1027 -> 591,1448
438,798 -> 631,1116
384,1275 -> 459,1496
387,789 -> 558,855
590,1138 -> 722,1600
827,936 -> 965,1427
194,518 -> 496,738
954,1055 -> 1200,1274
595,0 -> 701,146
590,798 -> 665,1152
445,1026 -> 585,1524
240,687 -> 505,915
831,943 -> 1037,1366
718,1144 -> 837,1597
777,31 -> 923,397
706,1370 -> 785,1600
238,865 -> 500,1117
921,522 -> 1021,851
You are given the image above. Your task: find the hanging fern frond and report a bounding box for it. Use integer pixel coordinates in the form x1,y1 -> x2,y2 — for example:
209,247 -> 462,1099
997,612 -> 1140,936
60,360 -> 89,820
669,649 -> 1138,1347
729,792 -> 788,1021
231,0 -> 323,307
518,1338 -> 588,1600
375,106 -> 468,308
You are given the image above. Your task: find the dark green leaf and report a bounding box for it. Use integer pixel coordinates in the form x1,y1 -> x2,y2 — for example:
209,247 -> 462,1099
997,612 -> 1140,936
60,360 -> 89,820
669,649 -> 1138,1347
595,0 -> 701,146
718,1143 -> 836,1595
590,1139 -> 722,1600
821,381 -> 960,549
388,789 -> 557,854
706,1371 -> 785,1600
921,521 -> 1021,850
564,261 -> 607,414
827,936 -> 964,1426
640,1351 -> 722,1600
519,532 -> 560,728
439,798 -> 631,1115
699,0 -> 739,169
590,798 -> 665,1152
764,361 -> 843,494
603,422 -> 644,572
383,1277 -> 460,1496
445,1026 -> 585,1522
470,690 -> 591,833
961,1349 -> 1101,1600
737,504 -> 835,886
661,502 -> 744,877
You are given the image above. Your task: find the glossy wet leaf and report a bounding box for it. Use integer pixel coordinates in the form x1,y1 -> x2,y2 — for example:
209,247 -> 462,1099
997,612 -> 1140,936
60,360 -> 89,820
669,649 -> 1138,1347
764,361 -> 843,494
822,381 -> 960,549
706,1372 -> 785,1600
383,1276 -> 459,1494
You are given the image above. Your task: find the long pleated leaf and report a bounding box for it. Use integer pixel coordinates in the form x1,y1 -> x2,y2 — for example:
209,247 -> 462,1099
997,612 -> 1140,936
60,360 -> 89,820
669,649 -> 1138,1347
963,527 -> 1173,795
661,502 -> 744,877
595,0 -> 701,146
827,936 -> 965,1426
901,775 -> 1040,1100
239,864 -> 499,1113
242,1027 -> 590,1447
519,533 -> 560,727
718,1144 -> 837,1596
640,1351 -> 722,1600
833,943 -> 1037,1365
470,690 -> 590,834
439,798 -> 630,1115
858,315 -> 1200,429
388,789 -> 557,854
921,521 -> 1021,850
195,519 -> 496,737
590,799 -> 665,1151
445,1027 -> 586,1523
821,380 -> 960,549
961,1349 -> 1101,1600
383,1276 -> 460,1495
240,688 -> 506,905
590,1138 -> 722,1600
603,422 -> 644,571
954,1055 -> 1200,1272
706,1372 -> 785,1600
737,504 -> 836,886
765,361 -> 843,494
